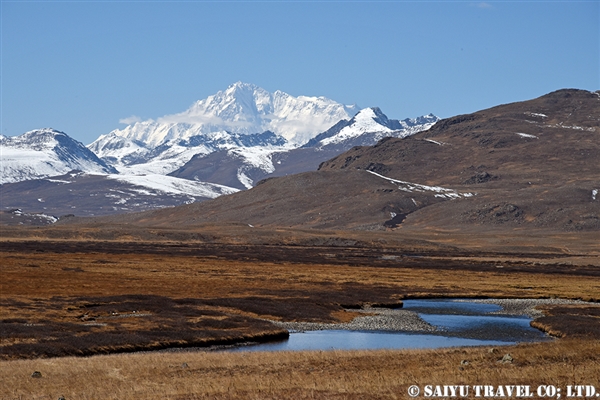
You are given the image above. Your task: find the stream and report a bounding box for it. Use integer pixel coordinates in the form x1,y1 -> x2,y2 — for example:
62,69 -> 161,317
229,299 -> 550,352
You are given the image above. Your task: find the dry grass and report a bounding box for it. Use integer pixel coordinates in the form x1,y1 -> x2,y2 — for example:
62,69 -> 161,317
3,251 -> 598,301
0,339 -> 598,399
2,247 -> 599,359
1,236 -> 599,398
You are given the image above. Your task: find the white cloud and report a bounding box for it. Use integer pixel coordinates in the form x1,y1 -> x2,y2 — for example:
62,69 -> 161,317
475,2 -> 493,9
119,115 -> 143,125
157,113 -> 226,126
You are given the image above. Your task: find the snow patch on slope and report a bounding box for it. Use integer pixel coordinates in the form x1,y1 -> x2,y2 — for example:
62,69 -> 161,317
424,139 -> 445,145
516,133 -> 538,139
366,170 -> 475,199
105,174 -> 239,199
236,169 -> 254,189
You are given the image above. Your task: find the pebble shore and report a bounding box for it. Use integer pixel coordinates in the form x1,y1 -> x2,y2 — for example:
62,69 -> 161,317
270,308 -> 437,333
269,298 -> 593,333
457,298 -> 591,318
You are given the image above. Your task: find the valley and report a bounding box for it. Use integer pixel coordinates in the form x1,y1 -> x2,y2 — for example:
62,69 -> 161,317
1,87 -> 598,398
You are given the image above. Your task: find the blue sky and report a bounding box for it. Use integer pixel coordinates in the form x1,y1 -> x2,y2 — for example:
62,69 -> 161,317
2,1 -> 598,145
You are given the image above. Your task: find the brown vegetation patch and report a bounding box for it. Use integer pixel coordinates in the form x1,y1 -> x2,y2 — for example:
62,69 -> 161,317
0,294 -> 287,359
531,305 -> 600,339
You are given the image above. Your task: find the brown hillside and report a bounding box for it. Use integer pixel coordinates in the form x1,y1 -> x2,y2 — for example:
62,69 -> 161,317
320,89 -> 599,187
60,89 -> 599,233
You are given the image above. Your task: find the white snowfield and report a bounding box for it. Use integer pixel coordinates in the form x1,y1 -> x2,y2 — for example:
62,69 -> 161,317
229,146 -> 282,189
366,170 -> 475,199
105,174 -> 239,199
0,129 -> 113,184
229,146 -> 278,174
236,169 -> 254,190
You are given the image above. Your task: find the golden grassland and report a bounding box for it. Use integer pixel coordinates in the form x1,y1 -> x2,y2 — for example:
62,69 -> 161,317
1,340 -> 599,399
3,250 -> 598,301
1,247 -> 599,358
1,235 -> 599,398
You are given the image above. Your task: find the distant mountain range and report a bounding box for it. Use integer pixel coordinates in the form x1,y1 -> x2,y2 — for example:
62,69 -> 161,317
0,171 -> 239,220
167,106 -> 438,190
0,82 -> 438,219
85,89 -> 598,233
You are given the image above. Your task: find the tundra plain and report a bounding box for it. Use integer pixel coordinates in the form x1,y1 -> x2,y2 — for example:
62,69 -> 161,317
1,226 -> 599,399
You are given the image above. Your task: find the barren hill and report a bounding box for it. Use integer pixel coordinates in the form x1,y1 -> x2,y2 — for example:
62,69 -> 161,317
62,89 -> 600,234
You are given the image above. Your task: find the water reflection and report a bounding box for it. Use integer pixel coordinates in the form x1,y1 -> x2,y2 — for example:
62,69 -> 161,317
230,330 -> 516,352
403,299 -> 545,342
230,299 -> 549,352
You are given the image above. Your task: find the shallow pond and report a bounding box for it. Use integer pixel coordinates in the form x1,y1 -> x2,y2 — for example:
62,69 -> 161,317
230,299 -> 549,352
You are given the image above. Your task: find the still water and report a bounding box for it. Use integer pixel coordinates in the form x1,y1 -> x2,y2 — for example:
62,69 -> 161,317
230,299 -> 548,352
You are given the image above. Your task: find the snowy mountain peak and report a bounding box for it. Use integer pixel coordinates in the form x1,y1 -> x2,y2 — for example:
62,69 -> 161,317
1,129 -> 117,184
9,128 -> 70,148
185,81 -> 272,123
309,107 -> 439,148
108,83 -> 359,147
350,107 -> 395,133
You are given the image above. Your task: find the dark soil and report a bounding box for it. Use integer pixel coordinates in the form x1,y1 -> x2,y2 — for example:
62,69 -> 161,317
2,239 -> 598,277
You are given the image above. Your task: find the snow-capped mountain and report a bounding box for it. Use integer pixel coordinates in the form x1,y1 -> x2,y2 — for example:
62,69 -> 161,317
90,83 -> 438,189
303,108 -> 439,148
88,82 -> 360,177
1,129 -> 117,184
169,108 -> 439,190
2,83 -> 439,219
103,82 -> 360,147
89,129 -> 288,176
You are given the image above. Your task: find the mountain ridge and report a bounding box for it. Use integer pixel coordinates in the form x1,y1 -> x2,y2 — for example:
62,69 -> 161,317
1,128 -> 117,184
103,82 -> 361,147
167,107 -> 438,189
83,88 -> 599,232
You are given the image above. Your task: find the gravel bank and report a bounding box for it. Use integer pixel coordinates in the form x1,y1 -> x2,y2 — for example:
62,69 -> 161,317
458,298 -> 592,318
269,298 -> 595,333
270,308 -> 437,333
